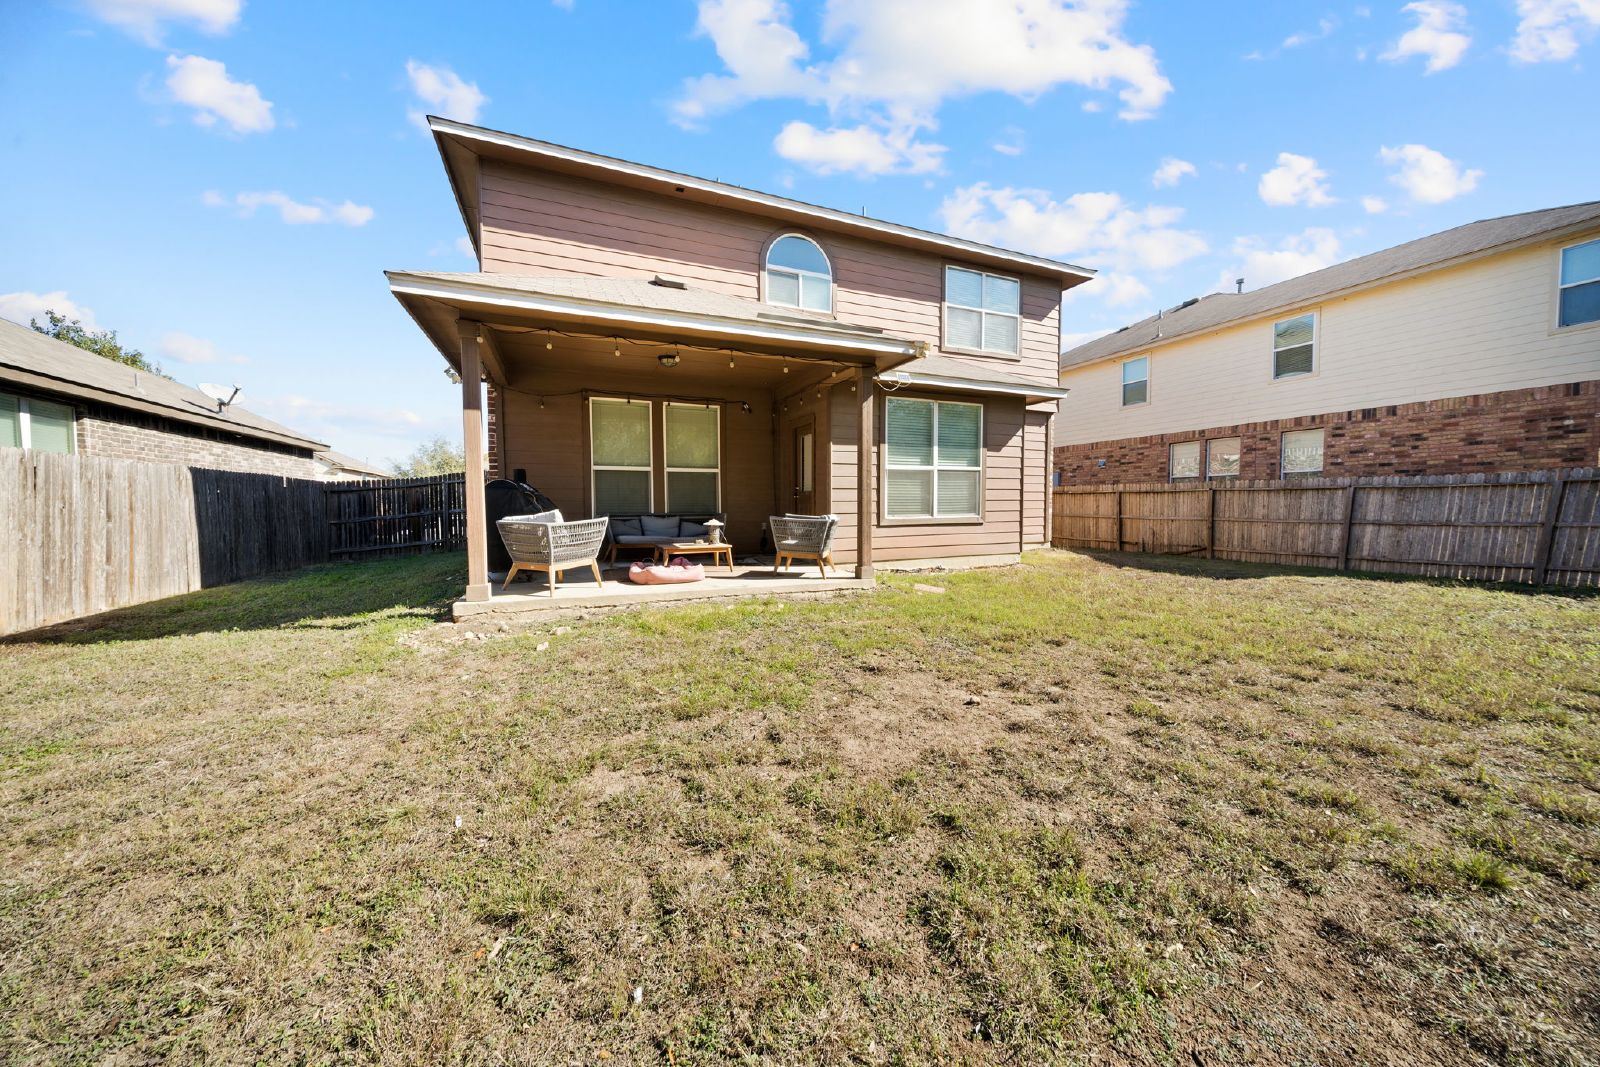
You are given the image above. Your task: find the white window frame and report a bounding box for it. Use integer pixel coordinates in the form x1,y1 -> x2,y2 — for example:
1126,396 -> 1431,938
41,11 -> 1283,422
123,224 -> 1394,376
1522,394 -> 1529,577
1271,311 -> 1318,380
763,232 -> 834,314
1121,356 -> 1150,407
663,401 -> 722,513
1557,237 -> 1600,330
942,265 -> 1022,357
1,392 -> 75,453
882,396 -> 985,523
1168,440 -> 1201,483
588,396 -> 653,514
1206,436 -> 1242,480
1280,427 -> 1325,476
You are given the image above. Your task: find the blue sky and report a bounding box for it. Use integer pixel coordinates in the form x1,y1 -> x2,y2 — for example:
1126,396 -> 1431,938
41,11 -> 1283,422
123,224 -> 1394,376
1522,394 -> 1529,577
2,0 -> 1595,467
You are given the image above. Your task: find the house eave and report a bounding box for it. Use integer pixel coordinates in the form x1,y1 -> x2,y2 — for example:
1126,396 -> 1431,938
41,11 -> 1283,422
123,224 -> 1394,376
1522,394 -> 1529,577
878,369 -> 1070,403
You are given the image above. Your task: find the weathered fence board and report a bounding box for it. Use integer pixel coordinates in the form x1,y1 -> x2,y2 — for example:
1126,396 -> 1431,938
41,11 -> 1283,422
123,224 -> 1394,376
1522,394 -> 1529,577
1052,468 -> 1600,588
325,474 -> 465,560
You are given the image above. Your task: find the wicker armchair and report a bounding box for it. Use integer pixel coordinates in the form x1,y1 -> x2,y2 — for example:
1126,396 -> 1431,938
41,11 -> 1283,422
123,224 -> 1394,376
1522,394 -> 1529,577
769,513 -> 838,577
496,511 -> 610,596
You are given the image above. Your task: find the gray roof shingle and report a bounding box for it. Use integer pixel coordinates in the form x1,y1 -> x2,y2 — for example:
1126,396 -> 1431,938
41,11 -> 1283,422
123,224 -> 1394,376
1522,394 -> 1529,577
1061,200 -> 1600,371
0,316 -> 326,450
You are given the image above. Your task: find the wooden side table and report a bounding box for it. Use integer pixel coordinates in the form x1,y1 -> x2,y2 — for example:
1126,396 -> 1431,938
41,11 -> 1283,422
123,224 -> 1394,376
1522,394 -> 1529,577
654,540 -> 735,572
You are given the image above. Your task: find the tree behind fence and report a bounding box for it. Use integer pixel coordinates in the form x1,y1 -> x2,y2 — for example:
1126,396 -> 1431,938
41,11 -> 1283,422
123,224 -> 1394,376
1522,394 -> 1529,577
1,453 -> 466,636
1051,468 -> 1600,588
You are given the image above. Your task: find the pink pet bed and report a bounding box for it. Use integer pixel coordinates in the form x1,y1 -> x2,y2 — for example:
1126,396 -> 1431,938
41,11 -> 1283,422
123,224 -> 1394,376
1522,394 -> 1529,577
628,557 -> 706,585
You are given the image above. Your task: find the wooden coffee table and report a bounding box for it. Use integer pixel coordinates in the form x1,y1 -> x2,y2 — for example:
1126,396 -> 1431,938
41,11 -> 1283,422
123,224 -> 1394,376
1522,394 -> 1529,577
654,540 -> 735,572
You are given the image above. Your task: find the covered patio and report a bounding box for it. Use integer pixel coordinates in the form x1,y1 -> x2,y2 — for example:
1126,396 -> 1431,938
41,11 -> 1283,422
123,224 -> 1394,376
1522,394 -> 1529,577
388,271 -> 933,613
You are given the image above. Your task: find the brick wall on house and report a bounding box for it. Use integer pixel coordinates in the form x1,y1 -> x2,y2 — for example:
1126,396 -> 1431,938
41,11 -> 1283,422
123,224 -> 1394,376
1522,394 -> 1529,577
1055,380 -> 1600,484
76,401 -> 321,479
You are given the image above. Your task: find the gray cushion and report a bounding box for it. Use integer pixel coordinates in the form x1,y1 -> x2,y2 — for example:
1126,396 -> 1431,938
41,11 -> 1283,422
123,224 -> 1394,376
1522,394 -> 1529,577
679,520 -> 709,539
610,516 -> 642,538
616,534 -> 674,545
640,515 -> 679,538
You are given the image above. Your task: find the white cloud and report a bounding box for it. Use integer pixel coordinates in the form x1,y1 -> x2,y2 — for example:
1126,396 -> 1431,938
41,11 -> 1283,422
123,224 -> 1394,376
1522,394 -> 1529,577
1382,1 -> 1471,72
252,395 -> 451,444
207,190 -> 375,226
772,119 -> 944,176
674,0 -> 1172,173
164,54 -> 273,134
1151,157 -> 1196,188
1060,328 -> 1115,352
992,126 -> 1025,156
1258,152 -> 1336,207
0,291 -> 99,331
1361,195 -> 1390,213
84,0 -> 239,44
1510,0 -> 1600,62
939,183 -> 1209,276
159,331 -> 248,365
1081,271 -> 1152,307
1283,16 -> 1339,47
405,60 -> 487,129
1220,228 -> 1343,291
456,236 -> 476,259
1379,143 -> 1482,203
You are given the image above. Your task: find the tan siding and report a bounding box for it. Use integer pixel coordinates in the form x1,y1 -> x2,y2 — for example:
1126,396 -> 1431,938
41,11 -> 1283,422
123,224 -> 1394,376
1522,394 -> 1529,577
1022,408 -> 1051,547
1058,233 -> 1600,445
479,160 -> 1063,385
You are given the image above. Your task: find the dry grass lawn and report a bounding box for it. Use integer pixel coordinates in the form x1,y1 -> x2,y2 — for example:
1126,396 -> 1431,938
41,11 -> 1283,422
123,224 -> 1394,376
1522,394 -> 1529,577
2,550 -> 1598,1065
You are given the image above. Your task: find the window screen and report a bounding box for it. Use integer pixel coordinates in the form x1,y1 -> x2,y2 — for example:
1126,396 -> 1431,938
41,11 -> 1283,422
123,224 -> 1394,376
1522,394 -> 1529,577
1121,357 -> 1149,406
1559,238 -> 1600,328
884,397 -> 982,519
1169,440 -> 1201,482
945,266 -> 1020,355
1207,437 -> 1241,479
27,399 -> 74,454
765,235 -> 833,313
665,403 -> 720,513
0,394 -> 19,449
590,398 -> 652,514
1273,313 -> 1316,378
1281,428 -> 1324,475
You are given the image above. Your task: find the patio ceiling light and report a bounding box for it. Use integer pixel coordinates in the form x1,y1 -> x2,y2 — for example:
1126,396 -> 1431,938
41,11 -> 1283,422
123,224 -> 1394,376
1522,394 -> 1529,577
658,352 -> 680,368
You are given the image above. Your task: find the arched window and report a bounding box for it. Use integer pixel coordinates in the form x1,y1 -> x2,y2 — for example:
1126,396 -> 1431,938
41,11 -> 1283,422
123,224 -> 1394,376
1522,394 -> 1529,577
764,234 -> 833,313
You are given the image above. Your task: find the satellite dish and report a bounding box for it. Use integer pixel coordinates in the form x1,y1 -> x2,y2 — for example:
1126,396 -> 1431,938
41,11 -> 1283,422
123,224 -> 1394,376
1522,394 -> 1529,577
199,383 -> 241,412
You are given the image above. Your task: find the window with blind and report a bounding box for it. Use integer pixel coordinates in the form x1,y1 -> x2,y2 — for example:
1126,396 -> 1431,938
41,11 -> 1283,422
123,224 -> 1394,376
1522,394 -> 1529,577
1559,238 -> 1600,328
589,397 -> 652,514
944,266 -> 1020,355
1273,313 -> 1316,378
665,402 -> 720,513
765,234 -> 833,313
1281,428 -> 1324,475
1169,440 -> 1201,482
884,397 -> 982,519
0,392 -> 74,453
1121,356 -> 1149,406
1206,437 -> 1241,479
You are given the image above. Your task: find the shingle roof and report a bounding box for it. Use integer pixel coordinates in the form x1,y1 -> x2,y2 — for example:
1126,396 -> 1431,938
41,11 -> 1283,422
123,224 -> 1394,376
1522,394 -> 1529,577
0,316 -> 327,450
315,450 -> 392,477
388,271 -> 899,340
1061,200 -> 1600,371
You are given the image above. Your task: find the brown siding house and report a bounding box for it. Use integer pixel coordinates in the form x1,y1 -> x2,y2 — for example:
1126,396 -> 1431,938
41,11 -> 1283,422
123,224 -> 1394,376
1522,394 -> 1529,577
0,317 -> 326,478
389,117 -> 1086,604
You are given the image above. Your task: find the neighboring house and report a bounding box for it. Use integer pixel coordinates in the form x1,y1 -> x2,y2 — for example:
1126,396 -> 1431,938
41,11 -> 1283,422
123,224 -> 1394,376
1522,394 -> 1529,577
314,450 -> 392,480
1055,202 -> 1600,485
0,316 -> 327,477
388,117 -> 1082,603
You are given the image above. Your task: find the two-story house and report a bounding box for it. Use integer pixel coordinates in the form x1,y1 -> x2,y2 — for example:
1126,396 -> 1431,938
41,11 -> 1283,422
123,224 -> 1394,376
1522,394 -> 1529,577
388,117 -> 1084,605
1055,202 -> 1600,485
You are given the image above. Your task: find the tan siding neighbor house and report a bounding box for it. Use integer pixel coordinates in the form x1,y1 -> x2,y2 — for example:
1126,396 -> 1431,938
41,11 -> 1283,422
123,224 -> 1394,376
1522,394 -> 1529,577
389,118 -> 1085,607
1056,203 -> 1600,485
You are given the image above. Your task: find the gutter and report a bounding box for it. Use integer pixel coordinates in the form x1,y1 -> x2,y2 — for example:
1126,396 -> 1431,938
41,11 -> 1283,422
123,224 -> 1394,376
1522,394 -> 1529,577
878,368 -> 1070,402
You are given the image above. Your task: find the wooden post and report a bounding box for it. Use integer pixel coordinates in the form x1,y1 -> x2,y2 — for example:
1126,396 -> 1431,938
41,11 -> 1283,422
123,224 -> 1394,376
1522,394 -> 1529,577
1114,490 -> 1124,551
855,366 -> 874,579
1531,473 -> 1568,586
458,319 -> 491,602
1203,489 -> 1216,563
1337,484 -> 1357,571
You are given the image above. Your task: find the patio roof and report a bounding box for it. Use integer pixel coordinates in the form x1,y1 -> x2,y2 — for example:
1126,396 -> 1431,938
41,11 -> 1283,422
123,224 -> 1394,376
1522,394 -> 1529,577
387,270 -> 926,375
880,353 -> 1069,403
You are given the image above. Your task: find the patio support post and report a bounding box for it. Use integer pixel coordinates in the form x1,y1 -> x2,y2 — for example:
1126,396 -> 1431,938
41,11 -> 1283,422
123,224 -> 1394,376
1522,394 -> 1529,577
855,365 -> 874,579
458,319 -> 492,602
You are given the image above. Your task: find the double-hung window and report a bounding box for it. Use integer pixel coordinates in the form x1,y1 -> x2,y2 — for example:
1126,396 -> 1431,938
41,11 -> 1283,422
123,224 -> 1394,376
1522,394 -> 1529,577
1169,440 -> 1201,482
944,266 -> 1020,355
1559,238 -> 1600,327
664,402 -> 720,513
589,397 -> 652,514
1121,356 -> 1149,406
0,391 -> 74,453
1273,313 -> 1316,378
1281,428 -> 1324,476
884,397 -> 983,520
1207,437 -> 1242,479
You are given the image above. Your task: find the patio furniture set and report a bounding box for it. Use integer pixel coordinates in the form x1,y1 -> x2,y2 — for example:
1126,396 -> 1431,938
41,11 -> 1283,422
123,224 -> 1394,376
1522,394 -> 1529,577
494,509 -> 838,596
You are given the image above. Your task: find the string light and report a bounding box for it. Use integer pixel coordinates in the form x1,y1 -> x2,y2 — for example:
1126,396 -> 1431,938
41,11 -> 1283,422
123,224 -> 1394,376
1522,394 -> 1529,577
613,338 -> 621,357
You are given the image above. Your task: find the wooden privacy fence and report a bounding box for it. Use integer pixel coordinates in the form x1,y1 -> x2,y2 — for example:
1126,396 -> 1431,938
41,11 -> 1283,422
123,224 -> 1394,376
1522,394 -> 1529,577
325,474 -> 465,560
1,455 -> 468,636
1051,467 -> 1600,588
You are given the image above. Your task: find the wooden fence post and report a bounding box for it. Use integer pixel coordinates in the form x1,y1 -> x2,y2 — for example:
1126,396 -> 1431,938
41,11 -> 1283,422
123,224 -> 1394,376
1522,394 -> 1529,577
1205,486 -> 1216,559
1114,490 -> 1124,551
1337,484 -> 1357,571
1531,473 -> 1569,586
